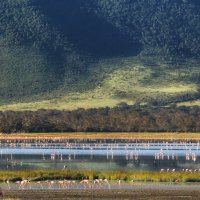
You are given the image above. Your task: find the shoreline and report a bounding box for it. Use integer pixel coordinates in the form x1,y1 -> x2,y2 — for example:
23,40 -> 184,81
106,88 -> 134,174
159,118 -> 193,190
1,132 -> 200,141
3,189 -> 200,200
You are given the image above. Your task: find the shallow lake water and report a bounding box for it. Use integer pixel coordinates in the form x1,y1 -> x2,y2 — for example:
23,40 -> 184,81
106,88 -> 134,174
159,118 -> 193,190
0,141 -> 200,171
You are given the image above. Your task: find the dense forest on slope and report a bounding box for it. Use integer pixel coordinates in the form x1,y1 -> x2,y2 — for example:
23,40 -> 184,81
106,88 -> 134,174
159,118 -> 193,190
90,0 -> 200,57
0,0 -> 200,110
1,105 -> 200,133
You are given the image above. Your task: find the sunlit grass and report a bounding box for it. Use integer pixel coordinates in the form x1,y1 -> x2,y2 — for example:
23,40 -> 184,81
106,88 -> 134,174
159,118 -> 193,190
0,97 -> 134,111
178,100 -> 200,107
141,84 -> 197,93
0,56 -> 199,111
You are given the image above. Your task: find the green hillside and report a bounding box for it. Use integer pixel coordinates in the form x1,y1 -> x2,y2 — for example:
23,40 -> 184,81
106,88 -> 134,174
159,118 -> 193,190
0,0 -> 200,111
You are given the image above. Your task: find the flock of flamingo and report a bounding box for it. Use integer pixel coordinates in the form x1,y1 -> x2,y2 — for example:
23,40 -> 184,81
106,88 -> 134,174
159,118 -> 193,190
1,139 -> 200,166
0,138 -> 200,190
3,178 -> 122,190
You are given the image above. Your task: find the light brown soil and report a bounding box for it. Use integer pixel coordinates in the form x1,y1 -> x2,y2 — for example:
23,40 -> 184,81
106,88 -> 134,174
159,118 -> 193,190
3,189 -> 200,200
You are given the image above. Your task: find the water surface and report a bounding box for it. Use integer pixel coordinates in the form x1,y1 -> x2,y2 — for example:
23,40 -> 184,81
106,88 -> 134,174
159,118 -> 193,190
0,141 -> 199,171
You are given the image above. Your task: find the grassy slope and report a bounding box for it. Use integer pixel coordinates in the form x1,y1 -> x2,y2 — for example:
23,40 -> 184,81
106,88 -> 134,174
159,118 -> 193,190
178,100 -> 200,107
0,0 -> 200,111
0,55 -> 199,111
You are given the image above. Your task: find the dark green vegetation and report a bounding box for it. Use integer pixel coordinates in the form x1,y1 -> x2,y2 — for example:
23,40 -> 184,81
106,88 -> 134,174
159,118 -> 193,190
0,0 -> 200,110
1,105 -> 200,133
1,169 -> 200,182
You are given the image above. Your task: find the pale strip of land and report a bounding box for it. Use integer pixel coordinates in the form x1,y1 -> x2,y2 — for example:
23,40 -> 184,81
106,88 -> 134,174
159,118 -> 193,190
0,132 -> 200,140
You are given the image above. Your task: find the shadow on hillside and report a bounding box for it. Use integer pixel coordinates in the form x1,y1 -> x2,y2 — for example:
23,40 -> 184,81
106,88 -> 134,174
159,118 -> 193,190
35,0 -> 142,58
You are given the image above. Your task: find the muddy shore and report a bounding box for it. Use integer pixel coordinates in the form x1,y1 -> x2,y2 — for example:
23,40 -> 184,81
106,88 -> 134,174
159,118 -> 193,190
3,189 -> 200,200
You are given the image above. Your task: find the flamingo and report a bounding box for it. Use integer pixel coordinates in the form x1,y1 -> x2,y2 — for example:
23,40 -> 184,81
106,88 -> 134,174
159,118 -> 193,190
93,179 -> 102,189
117,179 -> 121,189
48,181 -> 54,189
6,180 -> 10,190
19,180 -> 31,189
58,180 -> 65,189
64,180 -> 72,189
37,181 -> 43,189
103,179 -> 110,189
80,179 -> 91,189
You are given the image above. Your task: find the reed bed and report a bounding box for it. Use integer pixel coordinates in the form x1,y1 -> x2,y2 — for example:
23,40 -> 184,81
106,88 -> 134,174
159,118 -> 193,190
0,170 -> 200,182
